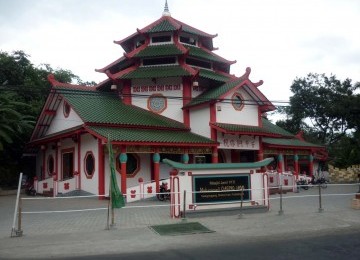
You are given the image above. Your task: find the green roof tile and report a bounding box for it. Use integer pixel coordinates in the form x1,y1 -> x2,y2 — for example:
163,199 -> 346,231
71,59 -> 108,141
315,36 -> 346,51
263,138 -> 324,148
134,44 -> 183,58
213,118 -> 294,137
56,88 -> 187,129
199,69 -> 231,82
185,78 -> 244,107
148,20 -> 178,33
187,46 -> 226,63
88,126 -> 217,144
119,65 -> 191,79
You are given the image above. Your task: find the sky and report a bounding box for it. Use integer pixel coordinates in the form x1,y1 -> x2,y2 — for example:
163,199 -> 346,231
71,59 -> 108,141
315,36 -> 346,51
0,0 -> 359,105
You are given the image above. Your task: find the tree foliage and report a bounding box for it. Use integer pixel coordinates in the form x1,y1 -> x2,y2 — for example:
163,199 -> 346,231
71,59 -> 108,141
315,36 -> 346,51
276,73 -> 360,167
0,50 -> 86,186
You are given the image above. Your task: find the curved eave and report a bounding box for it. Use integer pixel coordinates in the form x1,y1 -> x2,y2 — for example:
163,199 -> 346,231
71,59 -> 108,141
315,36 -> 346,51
95,56 -> 127,73
163,158 -> 274,170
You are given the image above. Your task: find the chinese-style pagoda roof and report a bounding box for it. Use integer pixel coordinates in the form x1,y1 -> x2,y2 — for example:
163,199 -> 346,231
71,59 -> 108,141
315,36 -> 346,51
58,88 -> 187,129
86,126 -> 217,146
198,69 -> 233,82
163,157 -> 274,170
113,65 -> 194,80
115,15 -> 216,53
184,67 -> 274,112
262,137 -> 324,148
211,118 -> 294,138
187,45 -> 233,64
133,44 -> 184,58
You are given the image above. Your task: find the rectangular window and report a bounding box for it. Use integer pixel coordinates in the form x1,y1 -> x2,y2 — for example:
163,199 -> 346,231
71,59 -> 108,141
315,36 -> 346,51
180,36 -> 197,46
186,58 -> 211,69
62,150 -> 74,180
152,35 -> 171,43
143,57 -> 176,66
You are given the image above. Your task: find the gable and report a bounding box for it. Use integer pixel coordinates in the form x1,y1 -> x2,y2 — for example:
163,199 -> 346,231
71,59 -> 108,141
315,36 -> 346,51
46,99 -> 84,135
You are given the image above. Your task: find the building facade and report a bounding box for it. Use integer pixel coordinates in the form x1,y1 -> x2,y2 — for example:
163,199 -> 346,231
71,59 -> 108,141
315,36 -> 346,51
28,4 -> 327,198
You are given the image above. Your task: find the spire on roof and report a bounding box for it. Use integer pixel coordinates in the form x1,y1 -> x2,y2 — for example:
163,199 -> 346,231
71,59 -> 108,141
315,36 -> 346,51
162,0 -> 171,16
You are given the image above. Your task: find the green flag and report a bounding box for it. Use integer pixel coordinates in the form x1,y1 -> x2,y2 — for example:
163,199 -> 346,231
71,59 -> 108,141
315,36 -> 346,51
108,139 -> 125,208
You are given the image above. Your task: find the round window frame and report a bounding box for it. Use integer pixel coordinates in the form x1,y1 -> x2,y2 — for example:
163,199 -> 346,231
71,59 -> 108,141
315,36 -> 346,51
231,92 -> 245,111
147,94 -> 167,114
47,155 -> 55,177
116,153 -> 140,178
63,101 -> 71,118
84,151 -> 95,179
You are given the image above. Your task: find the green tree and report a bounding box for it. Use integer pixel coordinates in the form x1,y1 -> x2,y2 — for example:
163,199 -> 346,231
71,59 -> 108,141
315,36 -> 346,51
276,73 -> 360,167
0,50 -> 86,187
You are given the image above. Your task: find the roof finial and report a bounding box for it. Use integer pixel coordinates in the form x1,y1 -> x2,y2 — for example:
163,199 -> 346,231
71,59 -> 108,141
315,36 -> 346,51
162,0 -> 171,16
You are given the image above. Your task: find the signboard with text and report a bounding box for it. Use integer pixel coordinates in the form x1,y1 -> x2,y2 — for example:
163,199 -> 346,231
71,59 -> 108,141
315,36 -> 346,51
218,134 -> 259,150
193,175 -> 250,203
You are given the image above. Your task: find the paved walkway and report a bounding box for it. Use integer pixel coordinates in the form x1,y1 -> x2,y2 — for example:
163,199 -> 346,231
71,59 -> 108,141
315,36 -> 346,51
0,184 -> 359,259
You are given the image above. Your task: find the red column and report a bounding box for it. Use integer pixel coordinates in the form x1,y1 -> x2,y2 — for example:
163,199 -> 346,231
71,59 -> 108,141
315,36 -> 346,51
182,78 -> 191,127
153,153 -> 160,193
258,137 -> 264,161
294,154 -> 299,178
212,147 -> 218,163
42,147 -> 46,180
123,80 -> 132,105
119,146 -> 127,195
98,139 -> 105,198
277,154 -> 283,173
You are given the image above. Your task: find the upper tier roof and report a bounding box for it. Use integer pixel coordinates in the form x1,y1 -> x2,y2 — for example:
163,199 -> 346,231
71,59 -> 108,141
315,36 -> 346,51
114,15 -> 216,53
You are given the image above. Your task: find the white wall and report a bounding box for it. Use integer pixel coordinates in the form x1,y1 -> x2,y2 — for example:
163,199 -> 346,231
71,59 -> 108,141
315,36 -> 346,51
131,78 -> 184,123
80,134 -> 99,194
189,106 -> 211,138
46,99 -> 83,135
216,88 -> 259,126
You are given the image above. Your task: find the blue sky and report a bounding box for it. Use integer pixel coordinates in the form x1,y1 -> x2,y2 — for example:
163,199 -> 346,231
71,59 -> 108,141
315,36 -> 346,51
1,0 -> 359,105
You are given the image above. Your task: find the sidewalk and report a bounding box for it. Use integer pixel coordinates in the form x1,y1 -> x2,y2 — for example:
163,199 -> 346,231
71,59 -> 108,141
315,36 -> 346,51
0,184 -> 359,259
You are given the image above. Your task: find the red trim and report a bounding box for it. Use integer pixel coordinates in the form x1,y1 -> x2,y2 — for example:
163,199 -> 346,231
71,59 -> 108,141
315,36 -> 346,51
44,110 -> 56,115
107,65 -> 138,81
98,139 -> 105,198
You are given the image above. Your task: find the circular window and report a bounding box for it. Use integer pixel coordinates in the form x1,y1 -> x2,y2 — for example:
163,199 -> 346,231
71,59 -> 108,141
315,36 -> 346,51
63,101 -> 71,118
232,92 -> 244,111
47,155 -> 54,176
147,94 -> 167,113
84,152 -> 95,178
116,153 -> 140,178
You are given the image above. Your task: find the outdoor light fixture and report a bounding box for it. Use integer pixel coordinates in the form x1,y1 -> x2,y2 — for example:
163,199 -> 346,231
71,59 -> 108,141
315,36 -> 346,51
40,145 -> 46,150
192,81 -> 199,87
111,84 -> 117,90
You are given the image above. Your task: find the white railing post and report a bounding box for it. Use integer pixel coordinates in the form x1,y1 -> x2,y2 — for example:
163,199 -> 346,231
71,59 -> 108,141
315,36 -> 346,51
11,172 -> 23,237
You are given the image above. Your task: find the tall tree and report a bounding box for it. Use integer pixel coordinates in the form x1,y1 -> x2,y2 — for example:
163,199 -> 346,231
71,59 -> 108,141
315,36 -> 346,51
0,50 -> 87,186
276,73 -> 360,167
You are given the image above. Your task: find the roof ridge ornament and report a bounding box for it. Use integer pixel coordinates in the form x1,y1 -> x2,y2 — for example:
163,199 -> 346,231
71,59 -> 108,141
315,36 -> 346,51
162,0 -> 171,17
